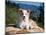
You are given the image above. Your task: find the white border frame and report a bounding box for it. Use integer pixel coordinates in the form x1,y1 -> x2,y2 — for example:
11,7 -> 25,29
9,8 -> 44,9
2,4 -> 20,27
0,0 -> 46,35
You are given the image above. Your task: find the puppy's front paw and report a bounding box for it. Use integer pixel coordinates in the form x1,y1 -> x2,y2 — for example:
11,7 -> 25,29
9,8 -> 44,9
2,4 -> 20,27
26,26 -> 29,30
19,25 -> 24,29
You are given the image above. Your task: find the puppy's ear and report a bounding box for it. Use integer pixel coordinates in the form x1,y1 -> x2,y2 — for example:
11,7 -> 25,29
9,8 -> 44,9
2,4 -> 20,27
30,11 -> 32,15
17,9 -> 22,14
30,10 -> 32,15
29,10 -> 32,19
18,9 -> 23,15
19,9 -> 22,12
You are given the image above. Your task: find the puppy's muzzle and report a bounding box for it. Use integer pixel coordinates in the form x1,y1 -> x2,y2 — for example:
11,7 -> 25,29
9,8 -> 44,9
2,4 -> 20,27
23,16 -> 25,20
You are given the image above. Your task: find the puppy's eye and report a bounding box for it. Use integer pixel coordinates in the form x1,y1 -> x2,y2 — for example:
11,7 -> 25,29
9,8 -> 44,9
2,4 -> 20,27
21,12 -> 23,15
27,10 -> 29,13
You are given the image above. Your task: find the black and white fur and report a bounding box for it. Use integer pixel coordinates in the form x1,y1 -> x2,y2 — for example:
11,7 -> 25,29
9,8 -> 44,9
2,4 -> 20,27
16,9 -> 32,29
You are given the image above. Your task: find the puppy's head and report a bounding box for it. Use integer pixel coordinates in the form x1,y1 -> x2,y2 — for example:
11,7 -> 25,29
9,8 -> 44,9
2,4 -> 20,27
18,9 -> 32,20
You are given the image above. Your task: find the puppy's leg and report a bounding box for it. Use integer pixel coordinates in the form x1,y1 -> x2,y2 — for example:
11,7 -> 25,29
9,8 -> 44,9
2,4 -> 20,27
19,22 -> 25,29
29,25 -> 31,29
26,24 -> 29,30
29,24 -> 34,29
29,21 -> 34,29
20,25 -> 24,29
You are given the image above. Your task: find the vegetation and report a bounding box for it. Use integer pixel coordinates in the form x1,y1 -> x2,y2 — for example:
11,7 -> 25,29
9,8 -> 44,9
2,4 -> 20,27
6,2 -> 20,24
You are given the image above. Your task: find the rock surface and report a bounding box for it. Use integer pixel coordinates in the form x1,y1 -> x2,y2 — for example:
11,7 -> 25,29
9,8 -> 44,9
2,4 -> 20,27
6,26 -> 44,35
6,19 -> 44,35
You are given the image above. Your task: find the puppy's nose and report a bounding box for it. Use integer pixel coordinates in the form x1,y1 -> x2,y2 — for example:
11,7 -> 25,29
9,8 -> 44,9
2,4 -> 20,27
23,16 -> 25,20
